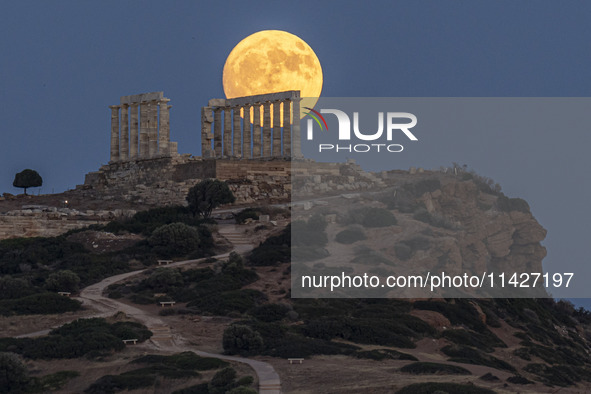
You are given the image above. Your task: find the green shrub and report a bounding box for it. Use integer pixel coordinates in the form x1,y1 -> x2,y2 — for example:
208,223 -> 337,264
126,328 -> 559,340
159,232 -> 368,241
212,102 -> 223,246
394,243 -> 412,261
441,329 -> 506,352
149,222 -> 201,257
523,363 -> 588,387
264,333 -> 359,358
292,218 -> 328,247
0,352 -> 29,392
173,383 -> 209,394
335,226 -> 366,244
0,236 -> 86,275
251,303 -> 290,322
304,317 -> 416,348
249,225 -> 290,266
355,349 -> 417,361
85,373 -> 156,393
226,387 -> 257,394
234,208 -> 260,224
400,362 -> 471,375
441,345 -> 516,372
403,179 -> 441,197
291,246 -> 329,262
104,206 -> 203,236
45,270 -> 81,292
412,208 -> 455,229
347,207 -> 397,228
479,372 -> 500,382
133,352 -> 228,371
0,276 -> 35,299
187,179 -> 236,219
209,367 -> 237,394
143,268 -> 184,291
223,325 -> 264,356
497,196 -> 530,213
396,382 -> 495,394
0,292 -> 81,316
507,375 -> 534,385
0,318 -> 151,359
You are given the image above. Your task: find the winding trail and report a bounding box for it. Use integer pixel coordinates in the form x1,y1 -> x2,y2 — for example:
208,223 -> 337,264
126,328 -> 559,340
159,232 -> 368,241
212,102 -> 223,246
22,224 -> 282,393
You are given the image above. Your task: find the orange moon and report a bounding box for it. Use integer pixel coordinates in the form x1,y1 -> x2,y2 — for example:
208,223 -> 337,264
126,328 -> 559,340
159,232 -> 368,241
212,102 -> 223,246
223,30 -> 323,124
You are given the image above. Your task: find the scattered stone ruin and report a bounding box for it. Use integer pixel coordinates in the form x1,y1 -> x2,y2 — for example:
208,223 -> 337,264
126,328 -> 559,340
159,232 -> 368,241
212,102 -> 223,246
201,90 -> 302,159
109,92 -> 178,163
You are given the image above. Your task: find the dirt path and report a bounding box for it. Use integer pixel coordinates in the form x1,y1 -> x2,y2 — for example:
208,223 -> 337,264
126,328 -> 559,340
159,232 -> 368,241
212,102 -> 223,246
21,224 -> 281,394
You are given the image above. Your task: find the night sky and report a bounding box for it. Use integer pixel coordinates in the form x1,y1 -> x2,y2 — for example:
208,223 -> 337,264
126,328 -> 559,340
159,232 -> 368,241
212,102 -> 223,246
1,1 -> 591,304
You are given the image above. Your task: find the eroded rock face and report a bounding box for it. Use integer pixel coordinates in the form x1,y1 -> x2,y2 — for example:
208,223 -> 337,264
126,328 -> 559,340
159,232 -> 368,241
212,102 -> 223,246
413,176 -> 546,278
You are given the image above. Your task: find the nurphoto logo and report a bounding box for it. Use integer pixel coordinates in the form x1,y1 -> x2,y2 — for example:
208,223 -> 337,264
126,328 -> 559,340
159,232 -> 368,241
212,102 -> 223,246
305,108 -> 418,153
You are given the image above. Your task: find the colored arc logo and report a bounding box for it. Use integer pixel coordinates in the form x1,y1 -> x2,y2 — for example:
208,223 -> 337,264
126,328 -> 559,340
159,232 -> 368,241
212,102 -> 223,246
303,107 -> 329,131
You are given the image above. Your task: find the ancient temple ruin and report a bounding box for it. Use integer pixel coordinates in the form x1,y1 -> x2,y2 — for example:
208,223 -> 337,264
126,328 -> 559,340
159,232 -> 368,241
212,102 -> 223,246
109,92 -> 178,163
200,90 -> 302,159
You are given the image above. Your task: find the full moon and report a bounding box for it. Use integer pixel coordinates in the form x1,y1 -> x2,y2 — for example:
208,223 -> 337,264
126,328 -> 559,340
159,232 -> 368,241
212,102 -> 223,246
223,30 -> 323,123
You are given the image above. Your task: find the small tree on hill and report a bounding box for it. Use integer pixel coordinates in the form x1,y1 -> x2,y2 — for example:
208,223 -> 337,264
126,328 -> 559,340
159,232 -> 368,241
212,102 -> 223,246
45,270 -> 81,293
186,179 -> 235,219
13,169 -> 43,195
149,222 -> 201,257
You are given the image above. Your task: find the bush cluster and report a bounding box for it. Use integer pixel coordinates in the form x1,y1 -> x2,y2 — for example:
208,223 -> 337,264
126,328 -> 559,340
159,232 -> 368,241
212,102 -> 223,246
346,207 -> 397,228
248,225 -> 290,266
335,226 -> 366,244
0,318 -> 151,359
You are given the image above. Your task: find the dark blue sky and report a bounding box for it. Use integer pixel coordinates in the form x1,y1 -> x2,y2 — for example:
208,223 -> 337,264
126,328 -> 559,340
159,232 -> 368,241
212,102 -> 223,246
2,1 -> 591,302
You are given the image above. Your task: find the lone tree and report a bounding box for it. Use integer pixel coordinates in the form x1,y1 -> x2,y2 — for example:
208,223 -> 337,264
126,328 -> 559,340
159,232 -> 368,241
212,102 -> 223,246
13,169 -> 42,195
187,179 -> 235,219
45,270 -> 81,293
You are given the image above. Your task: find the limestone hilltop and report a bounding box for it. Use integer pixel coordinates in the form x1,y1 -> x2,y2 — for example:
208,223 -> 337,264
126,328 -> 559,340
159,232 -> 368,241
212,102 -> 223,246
0,91 -> 547,289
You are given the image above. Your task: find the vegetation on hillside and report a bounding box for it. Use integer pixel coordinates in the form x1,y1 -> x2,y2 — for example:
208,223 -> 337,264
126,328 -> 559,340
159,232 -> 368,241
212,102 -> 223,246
0,318 -> 151,359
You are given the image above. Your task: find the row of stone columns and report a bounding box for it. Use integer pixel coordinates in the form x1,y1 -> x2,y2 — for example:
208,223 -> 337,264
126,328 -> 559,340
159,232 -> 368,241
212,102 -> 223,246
201,91 -> 302,159
110,94 -> 176,163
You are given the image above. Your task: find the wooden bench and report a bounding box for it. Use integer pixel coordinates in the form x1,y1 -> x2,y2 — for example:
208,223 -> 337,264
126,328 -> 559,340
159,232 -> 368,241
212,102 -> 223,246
157,260 -> 173,266
153,293 -> 167,298
288,358 -> 304,364
159,301 -> 176,307
57,292 -> 71,297
122,339 -> 138,345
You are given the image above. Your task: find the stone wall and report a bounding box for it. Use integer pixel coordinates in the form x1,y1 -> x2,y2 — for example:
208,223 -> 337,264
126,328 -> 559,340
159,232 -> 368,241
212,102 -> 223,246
0,208 -> 134,240
78,156 -> 387,207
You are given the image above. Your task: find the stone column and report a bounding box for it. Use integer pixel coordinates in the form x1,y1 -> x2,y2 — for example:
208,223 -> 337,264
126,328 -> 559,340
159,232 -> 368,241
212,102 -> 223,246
129,103 -> 139,159
233,107 -> 241,157
214,108 -> 222,157
292,94 -> 302,158
109,105 -> 120,163
201,107 -> 214,158
243,104 -> 251,158
159,99 -> 171,156
262,102 -> 272,157
120,104 -> 129,161
273,101 -> 281,156
139,102 -> 149,158
148,100 -> 158,157
223,108 -> 232,157
253,105 -> 261,157
283,99 -> 292,157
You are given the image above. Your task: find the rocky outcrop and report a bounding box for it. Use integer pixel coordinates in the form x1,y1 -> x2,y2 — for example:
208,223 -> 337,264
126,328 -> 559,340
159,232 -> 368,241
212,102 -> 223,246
0,207 -> 134,240
412,176 -> 547,283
